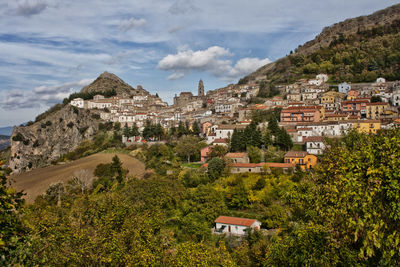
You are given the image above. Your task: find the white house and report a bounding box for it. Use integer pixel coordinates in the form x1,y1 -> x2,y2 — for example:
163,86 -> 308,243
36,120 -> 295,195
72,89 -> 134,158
214,216 -> 261,235
391,89 -> 400,107
70,98 -> 84,108
304,136 -> 325,155
308,79 -> 322,86
376,77 -> 386,84
215,103 -> 233,113
316,74 -> 329,83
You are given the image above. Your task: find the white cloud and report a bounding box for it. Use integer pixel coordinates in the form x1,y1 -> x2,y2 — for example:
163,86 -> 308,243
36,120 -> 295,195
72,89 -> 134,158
118,17 -> 147,32
167,73 -> 185,80
0,79 -> 93,110
158,46 -> 270,81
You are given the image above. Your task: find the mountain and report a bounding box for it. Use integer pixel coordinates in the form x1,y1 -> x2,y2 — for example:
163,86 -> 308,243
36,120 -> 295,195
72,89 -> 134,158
0,126 -> 13,136
243,3 -> 400,85
81,71 -> 149,96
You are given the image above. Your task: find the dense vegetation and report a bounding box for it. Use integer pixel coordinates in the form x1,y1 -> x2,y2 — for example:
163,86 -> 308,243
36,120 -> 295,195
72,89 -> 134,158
250,19 -> 400,85
2,128 -> 400,265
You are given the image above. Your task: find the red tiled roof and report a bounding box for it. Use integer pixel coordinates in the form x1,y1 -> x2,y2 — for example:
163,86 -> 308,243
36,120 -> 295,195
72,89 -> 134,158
284,151 -> 308,158
225,152 -> 248,158
213,139 -> 227,144
231,163 -> 295,168
215,216 -> 257,227
366,102 -> 389,106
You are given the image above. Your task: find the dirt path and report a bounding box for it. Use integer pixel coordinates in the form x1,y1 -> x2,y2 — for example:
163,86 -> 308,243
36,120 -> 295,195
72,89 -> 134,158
9,153 -> 145,203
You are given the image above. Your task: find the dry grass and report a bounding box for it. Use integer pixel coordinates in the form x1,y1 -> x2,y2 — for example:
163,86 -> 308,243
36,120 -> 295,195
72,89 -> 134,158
8,153 -> 146,203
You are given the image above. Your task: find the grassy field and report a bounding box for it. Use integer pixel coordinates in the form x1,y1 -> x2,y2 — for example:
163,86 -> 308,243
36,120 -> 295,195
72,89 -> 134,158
182,162 -> 204,169
8,152 -> 146,203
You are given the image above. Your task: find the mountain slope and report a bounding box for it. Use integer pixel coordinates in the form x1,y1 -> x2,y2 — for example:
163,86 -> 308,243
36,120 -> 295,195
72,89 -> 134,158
244,4 -> 400,84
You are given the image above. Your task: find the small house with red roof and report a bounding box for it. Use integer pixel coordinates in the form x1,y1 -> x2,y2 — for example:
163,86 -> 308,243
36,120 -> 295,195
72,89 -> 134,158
214,216 -> 261,235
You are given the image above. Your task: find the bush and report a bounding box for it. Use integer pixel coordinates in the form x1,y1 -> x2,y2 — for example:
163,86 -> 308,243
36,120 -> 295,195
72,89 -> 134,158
12,133 -> 24,142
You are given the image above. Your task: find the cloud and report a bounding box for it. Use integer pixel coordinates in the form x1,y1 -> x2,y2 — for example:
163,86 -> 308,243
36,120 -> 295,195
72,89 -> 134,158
168,25 -> 185,34
168,0 -> 201,15
158,46 -> 270,81
167,73 -> 185,80
118,17 -> 147,32
15,0 -> 47,17
0,78 -> 93,110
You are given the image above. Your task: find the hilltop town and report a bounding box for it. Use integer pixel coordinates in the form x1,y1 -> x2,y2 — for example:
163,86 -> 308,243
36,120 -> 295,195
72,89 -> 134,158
67,73 -> 400,171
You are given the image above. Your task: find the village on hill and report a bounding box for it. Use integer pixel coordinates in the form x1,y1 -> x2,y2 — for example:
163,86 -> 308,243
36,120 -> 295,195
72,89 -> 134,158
69,74 -> 400,173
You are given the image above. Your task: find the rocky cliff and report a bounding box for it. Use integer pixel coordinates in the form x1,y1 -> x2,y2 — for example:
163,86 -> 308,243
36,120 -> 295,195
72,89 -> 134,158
9,105 -> 101,174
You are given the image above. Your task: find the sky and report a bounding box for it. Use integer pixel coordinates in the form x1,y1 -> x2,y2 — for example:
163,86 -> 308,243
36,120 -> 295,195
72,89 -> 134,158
0,0 -> 399,127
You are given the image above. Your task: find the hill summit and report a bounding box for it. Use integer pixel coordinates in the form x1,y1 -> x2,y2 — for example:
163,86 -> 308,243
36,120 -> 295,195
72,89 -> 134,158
81,71 -> 148,96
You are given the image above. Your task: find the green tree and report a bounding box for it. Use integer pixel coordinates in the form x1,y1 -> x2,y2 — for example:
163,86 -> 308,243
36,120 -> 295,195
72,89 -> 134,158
191,121 -> 201,136
0,173 -> 27,265
247,146 -> 262,163
208,145 -> 228,160
175,136 -> 201,163
122,124 -> 129,137
207,157 -> 226,181
111,155 -> 124,184
129,124 -> 140,137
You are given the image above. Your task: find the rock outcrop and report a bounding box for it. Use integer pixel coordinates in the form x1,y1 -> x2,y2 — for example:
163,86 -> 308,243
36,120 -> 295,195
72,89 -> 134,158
9,105 -> 101,173
81,71 -> 149,96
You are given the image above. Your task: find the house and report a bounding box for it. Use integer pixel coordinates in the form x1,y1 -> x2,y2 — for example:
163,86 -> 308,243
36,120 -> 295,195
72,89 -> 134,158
391,89 -> 400,107
284,151 -> 318,170
214,216 -> 261,235
366,102 -> 389,120
347,89 -> 360,100
70,98 -> 84,108
340,100 -> 369,117
280,106 -> 324,125
201,146 -> 212,162
225,152 -> 249,164
304,136 -> 325,155
212,139 -> 228,147
230,162 -> 295,173
351,120 -> 381,134
376,77 -> 386,84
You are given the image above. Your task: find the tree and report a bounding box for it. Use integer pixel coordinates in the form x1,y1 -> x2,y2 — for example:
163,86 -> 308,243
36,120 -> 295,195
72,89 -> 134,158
208,145 -> 228,160
111,155 -> 124,184
175,136 -> 201,163
276,127 -> 293,150
230,129 -> 244,152
191,121 -> 201,136
268,129 -> 400,265
371,95 -> 382,103
207,157 -> 226,181
243,122 -> 261,148
122,124 -> 129,137
129,124 -> 140,137
113,122 -> 121,131
268,115 -> 280,136
247,146 -> 262,163
0,173 -> 27,265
